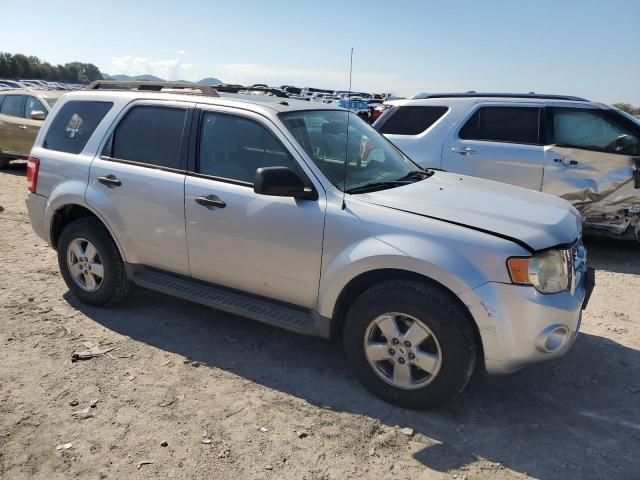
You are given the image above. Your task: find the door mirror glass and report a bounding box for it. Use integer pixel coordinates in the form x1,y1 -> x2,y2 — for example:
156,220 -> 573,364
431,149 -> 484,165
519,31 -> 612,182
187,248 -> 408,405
30,110 -> 46,121
254,167 -> 316,199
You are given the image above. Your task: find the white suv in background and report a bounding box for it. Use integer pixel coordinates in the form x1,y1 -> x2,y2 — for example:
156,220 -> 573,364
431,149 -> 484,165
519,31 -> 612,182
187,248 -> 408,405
374,93 -> 640,241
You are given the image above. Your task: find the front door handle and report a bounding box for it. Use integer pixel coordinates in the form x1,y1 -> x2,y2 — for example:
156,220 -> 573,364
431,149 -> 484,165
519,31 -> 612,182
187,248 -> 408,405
97,175 -> 122,187
18,125 -> 27,130
554,158 -> 578,166
451,146 -> 476,155
195,195 -> 226,208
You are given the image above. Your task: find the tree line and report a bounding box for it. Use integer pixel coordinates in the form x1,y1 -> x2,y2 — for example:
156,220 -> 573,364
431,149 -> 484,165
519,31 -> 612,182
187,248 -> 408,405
613,103 -> 640,116
0,52 -> 102,84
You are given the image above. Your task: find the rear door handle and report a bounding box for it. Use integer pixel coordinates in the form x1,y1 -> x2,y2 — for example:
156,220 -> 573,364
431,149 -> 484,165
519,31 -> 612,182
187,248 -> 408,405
18,125 -> 27,130
195,195 -> 226,208
451,146 -> 476,155
97,175 -> 122,187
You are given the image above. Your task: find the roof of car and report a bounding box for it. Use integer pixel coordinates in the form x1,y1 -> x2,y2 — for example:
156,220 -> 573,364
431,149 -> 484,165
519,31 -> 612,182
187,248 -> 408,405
386,95 -> 599,108
61,89 -> 344,114
412,92 -> 589,101
0,88 -> 68,98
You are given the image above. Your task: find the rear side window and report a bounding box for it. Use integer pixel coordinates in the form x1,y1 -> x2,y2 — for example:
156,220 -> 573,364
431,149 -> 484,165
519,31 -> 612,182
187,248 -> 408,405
199,112 -> 297,184
0,95 -> 25,117
44,101 -> 113,154
112,106 -> 187,169
459,106 -> 540,144
377,106 -> 448,135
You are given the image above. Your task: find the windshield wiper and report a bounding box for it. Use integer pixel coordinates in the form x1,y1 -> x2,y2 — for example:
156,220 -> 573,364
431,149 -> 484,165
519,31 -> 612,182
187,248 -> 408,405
345,180 -> 413,194
396,169 -> 435,182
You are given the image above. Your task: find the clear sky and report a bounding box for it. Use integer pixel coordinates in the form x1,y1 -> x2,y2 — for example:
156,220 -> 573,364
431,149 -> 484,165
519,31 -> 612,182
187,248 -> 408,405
3,0 -> 639,104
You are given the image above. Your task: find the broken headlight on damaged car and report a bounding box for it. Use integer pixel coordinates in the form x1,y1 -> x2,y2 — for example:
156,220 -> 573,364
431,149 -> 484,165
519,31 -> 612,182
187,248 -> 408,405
507,250 -> 571,294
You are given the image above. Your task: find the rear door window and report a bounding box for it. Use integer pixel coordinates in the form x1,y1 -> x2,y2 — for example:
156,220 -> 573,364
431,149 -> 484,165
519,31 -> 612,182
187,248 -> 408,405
377,106 -> 448,135
459,106 -> 541,144
199,112 -> 298,184
0,95 -> 25,117
44,101 -> 113,154
111,106 -> 187,170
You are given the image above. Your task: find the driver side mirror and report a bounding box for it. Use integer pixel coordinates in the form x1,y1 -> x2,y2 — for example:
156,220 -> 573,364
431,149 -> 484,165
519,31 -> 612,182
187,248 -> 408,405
254,167 -> 317,200
30,110 -> 46,121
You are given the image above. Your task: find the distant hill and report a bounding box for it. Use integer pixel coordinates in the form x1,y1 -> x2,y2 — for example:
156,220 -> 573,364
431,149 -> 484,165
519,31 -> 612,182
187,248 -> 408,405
197,77 -> 223,86
102,73 -> 223,85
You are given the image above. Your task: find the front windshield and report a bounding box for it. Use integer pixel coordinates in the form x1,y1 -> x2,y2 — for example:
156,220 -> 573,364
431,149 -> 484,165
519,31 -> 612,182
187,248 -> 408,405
280,110 -> 422,192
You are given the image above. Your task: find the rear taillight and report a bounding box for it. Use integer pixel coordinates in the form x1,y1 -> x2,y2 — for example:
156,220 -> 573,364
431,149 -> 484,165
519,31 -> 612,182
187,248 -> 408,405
27,157 -> 40,193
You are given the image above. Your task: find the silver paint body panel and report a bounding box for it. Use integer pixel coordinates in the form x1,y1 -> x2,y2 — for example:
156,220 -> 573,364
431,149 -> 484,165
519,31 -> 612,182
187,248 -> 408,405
26,90 -> 588,374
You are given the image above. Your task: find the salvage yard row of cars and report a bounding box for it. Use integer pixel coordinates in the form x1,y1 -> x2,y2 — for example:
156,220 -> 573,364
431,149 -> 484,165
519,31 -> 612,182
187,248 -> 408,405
1,78 -> 637,408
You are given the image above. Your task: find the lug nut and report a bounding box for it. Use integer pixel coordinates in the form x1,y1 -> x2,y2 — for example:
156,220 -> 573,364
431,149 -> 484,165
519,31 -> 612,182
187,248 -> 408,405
408,352 -> 415,360
398,357 -> 406,364
404,340 -> 411,347
392,338 -> 400,345
388,348 -> 395,356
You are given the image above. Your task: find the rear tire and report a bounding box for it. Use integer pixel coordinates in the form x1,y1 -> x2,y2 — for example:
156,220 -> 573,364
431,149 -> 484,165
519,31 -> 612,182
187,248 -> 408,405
57,217 -> 132,306
0,156 -> 10,169
343,280 -> 477,409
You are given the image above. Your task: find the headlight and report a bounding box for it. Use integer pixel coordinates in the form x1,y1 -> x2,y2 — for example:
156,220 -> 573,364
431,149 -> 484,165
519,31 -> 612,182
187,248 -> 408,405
507,250 -> 570,294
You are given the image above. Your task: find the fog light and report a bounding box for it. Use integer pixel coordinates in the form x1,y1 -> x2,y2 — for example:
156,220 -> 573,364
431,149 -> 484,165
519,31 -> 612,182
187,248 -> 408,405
536,325 -> 570,353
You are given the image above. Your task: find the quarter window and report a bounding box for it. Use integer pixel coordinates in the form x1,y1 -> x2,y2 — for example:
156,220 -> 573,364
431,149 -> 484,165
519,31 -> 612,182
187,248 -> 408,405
0,95 -> 25,117
377,106 -> 448,135
199,112 -> 298,184
44,101 -> 113,154
112,106 -> 187,169
459,106 -> 541,144
549,108 -> 640,156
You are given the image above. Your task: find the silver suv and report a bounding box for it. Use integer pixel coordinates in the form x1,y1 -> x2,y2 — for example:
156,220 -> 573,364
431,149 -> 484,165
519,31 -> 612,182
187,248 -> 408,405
375,93 -> 640,241
25,82 -> 594,408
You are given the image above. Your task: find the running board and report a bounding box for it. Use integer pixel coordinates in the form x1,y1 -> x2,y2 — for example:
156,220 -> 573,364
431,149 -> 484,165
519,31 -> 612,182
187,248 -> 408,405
130,267 -> 329,337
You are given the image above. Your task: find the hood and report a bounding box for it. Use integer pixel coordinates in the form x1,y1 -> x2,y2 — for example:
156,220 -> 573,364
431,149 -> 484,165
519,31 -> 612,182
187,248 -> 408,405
358,171 -> 581,252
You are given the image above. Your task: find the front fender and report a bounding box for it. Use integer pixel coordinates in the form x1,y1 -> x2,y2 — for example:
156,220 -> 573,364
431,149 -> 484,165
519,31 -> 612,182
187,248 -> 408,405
317,231 -> 518,318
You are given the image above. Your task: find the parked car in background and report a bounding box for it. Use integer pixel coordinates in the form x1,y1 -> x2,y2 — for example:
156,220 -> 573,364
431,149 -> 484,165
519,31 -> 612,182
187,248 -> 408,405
336,97 -> 371,120
25,81 -> 593,408
375,93 -> 640,241
0,79 -> 28,89
0,89 -> 66,167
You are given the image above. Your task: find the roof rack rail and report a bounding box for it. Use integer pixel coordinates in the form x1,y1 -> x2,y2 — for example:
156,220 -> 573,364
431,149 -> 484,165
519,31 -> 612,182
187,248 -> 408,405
213,85 -> 289,98
411,92 -> 589,102
86,80 -> 219,97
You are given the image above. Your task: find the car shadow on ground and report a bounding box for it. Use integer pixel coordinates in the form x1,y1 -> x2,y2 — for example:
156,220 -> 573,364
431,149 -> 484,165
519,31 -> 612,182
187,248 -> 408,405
66,278 -> 640,479
0,160 -> 27,177
585,235 -> 639,275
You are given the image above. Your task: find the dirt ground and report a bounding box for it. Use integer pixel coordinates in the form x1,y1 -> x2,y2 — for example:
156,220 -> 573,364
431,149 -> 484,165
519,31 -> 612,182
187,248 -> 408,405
0,160 -> 639,480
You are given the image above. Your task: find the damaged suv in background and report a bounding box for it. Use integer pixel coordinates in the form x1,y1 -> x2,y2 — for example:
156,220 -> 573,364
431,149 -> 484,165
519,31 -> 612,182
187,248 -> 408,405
375,93 -> 640,241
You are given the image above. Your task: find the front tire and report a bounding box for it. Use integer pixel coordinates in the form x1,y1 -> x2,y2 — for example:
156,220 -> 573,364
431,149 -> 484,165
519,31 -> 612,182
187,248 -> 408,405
343,280 -> 477,409
57,217 -> 132,306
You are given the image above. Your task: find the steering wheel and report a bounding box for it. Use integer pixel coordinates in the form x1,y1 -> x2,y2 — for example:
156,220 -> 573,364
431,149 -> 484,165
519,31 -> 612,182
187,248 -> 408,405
605,134 -> 629,152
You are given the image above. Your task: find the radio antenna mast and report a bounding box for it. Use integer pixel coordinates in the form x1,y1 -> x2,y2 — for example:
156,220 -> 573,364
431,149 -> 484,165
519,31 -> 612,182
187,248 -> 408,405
341,47 -> 354,210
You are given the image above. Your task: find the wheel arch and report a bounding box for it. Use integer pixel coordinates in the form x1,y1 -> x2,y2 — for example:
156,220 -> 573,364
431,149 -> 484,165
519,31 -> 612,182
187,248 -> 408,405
49,202 -> 127,262
329,268 -> 484,361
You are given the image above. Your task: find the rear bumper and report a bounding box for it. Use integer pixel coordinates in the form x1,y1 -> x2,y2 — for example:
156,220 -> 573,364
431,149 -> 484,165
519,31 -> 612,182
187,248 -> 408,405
25,192 -> 48,243
459,269 -> 593,375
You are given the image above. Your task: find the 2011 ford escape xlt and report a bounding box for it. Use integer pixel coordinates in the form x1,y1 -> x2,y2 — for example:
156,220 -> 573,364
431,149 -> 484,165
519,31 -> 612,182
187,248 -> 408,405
25,81 -> 595,408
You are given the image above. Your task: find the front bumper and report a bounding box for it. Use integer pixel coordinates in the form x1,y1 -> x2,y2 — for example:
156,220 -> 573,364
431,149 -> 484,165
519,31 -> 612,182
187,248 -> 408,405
459,267 -> 594,374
